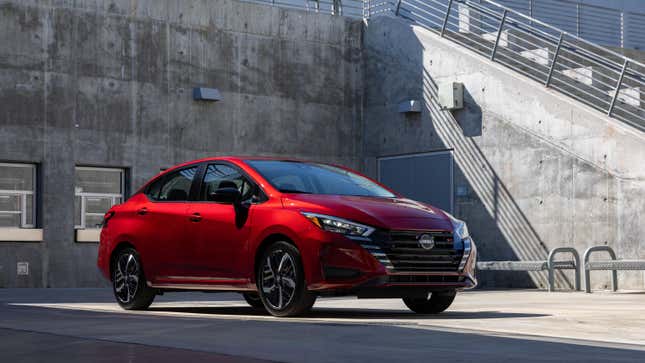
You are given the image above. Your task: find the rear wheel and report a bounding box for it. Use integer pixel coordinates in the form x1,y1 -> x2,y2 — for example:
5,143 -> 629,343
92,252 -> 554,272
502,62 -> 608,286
403,290 -> 456,314
242,292 -> 265,310
257,241 -> 316,317
112,248 -> 155,310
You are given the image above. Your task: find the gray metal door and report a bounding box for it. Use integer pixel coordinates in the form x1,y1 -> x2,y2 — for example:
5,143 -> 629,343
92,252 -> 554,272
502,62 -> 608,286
378,151 -> 454,213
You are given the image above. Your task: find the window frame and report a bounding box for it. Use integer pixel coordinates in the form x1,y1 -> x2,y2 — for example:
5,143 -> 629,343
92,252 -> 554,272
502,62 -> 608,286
143,161 -> 267,205
0,162 -> 37,229
195,162 -> 264,204
144,163 -> 203,203
74,166 -> 126,229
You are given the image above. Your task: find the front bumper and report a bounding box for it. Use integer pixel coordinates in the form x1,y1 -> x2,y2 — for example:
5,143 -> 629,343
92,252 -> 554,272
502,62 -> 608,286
306,230 -> 478,294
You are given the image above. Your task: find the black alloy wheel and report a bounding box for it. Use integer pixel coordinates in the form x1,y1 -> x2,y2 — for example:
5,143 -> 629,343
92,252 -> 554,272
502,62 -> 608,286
257,241 -> 316,317
112,248 -> 155,310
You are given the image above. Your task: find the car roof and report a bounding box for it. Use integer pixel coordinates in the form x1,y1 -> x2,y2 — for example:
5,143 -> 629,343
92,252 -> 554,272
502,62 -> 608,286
171,156 -> 327,169
135,156 -> 399,198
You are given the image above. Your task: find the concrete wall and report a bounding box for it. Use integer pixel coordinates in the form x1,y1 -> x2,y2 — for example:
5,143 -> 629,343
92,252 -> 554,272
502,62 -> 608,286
0,0 -> 363,287
362,16 -> 645,289
2,1 -> 644,290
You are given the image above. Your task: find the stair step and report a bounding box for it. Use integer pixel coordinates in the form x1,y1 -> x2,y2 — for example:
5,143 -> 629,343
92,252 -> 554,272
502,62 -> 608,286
458,4 -> 482,34
481,30 -> 531,52
562,67 -> 597,86
520,47 -> 551,66
607,87 -> 641,107
482,30 -> 507,47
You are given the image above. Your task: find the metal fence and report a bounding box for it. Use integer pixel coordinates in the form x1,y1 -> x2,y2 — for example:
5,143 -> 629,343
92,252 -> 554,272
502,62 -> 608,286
241,0 -> 365,18
366,0 -> 645,131
493,0 -> 645,50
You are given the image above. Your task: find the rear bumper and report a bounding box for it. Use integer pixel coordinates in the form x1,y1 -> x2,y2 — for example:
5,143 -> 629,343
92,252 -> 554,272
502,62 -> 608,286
96,227 -> 112,281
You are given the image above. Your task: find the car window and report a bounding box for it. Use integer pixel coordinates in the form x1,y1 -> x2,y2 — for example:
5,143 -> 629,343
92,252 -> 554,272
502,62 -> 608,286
201,164 -> 254,201
146,177 -> 164,200
148,166 -> 198,201
246,160 -> 395,198
270,174 -> 308,193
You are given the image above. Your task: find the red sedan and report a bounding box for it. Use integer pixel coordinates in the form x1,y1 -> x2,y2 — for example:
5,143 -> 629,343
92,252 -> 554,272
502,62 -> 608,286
97,157 -> 477,317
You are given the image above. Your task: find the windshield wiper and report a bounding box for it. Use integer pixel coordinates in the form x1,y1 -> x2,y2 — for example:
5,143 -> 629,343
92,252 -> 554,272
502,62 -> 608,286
278,189 -> 312,194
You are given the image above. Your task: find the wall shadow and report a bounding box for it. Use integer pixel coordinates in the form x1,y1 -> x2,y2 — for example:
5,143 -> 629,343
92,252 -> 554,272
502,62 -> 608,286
363,16 -> 576,289
454,87 -> 483,137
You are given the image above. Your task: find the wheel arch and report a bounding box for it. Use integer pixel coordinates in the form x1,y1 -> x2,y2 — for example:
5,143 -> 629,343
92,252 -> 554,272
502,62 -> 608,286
254,233 -> 297,281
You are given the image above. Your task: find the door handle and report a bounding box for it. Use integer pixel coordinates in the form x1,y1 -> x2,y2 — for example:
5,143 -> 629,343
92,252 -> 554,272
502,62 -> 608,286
189,212 -> 202,222
137,207 -> 148,215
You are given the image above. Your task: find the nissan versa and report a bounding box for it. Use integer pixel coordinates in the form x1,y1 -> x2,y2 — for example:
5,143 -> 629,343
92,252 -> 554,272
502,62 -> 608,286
97,157 -> 477,317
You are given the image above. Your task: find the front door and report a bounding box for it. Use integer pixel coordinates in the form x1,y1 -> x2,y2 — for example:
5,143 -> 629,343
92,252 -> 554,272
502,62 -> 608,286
185,163 -> 254,280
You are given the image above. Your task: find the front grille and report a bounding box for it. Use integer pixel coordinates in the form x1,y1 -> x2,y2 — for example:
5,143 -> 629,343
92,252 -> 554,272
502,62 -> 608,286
363,230 -> 463,272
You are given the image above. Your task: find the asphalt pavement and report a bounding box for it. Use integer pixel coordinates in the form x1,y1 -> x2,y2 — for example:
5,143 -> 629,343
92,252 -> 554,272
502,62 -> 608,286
1,288 -> 644,362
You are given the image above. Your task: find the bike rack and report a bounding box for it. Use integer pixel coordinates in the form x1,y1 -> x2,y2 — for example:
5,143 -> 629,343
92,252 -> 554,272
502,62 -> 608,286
477,246 -> 581,292
583,246 -> 618,293
547,247 -> 580,292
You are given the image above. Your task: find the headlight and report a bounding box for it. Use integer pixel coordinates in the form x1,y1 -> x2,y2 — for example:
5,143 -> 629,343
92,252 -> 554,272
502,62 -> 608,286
301,212 -> 375,237
443,211 -> 470,239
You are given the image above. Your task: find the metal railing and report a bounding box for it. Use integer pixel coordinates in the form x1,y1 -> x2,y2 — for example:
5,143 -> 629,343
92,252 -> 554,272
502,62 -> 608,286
365,0 -> 645,131
241,0 -> 365,18
477,246 -> 581,291
583,246 -> 645,293
493,0 -> 645,50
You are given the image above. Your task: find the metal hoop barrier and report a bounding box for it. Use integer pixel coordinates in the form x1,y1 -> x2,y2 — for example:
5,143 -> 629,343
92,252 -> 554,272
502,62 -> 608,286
583,246 -> 645,293
477,247 -> 581,292
547,247 -> 580,292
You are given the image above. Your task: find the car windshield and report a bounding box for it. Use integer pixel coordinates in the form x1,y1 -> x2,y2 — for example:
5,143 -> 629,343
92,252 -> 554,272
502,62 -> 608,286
246,160 -> 396,198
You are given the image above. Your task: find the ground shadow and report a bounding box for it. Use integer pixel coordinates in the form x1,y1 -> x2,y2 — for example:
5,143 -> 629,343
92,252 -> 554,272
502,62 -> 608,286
147,305 -> 549,320
3,300 -> 644,363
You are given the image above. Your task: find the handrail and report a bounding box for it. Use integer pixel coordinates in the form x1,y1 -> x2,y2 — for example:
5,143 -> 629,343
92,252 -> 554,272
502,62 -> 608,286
490,0 -> 645,50
470,0 -> 645,70
583,246 -> 617,293
241,0 -> 365,18
365,0 -> 645,131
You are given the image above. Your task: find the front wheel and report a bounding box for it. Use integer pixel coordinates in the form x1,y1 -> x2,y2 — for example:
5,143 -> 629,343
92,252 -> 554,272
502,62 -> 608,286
112,248 -> 155,310
403,290 -> 456,314
257,241 -> 316,317
242,292 -> 266,310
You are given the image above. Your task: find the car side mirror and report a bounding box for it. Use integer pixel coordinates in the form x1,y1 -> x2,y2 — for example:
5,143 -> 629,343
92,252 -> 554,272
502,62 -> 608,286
208,187 -> 241,204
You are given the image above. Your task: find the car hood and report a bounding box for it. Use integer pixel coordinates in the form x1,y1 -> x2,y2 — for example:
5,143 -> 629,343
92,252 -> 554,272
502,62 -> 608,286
281,194 -> 453,231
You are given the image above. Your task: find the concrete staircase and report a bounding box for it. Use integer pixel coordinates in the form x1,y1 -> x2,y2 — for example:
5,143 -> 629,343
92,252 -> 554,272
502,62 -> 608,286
370,0 -> 645,131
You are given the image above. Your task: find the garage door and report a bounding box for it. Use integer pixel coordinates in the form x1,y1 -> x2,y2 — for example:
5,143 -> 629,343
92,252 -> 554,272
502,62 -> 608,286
377,151 -> 454,213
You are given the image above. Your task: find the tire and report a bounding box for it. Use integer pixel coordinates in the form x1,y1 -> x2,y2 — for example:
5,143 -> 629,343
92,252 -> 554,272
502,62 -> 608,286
403,290 -> 457,314
242,292 -> 266,310
112,247 -> 156,310
256,241 -> 316,317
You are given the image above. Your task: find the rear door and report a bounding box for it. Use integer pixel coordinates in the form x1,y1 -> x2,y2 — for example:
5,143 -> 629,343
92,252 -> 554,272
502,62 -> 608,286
139,165 -> 201,280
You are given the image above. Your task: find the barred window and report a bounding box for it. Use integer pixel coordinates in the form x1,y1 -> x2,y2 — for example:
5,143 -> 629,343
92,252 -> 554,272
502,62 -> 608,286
75,167 -> 125,229
0,163 -> 36,228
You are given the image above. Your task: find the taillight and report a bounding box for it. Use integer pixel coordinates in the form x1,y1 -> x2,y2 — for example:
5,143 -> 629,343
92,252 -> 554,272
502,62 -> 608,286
101,211 -> 115,228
